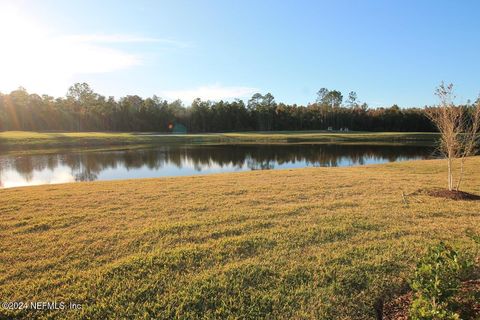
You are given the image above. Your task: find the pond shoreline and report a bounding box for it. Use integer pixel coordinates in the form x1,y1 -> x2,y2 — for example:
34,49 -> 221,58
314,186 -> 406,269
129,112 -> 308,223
0,143 -> 435,188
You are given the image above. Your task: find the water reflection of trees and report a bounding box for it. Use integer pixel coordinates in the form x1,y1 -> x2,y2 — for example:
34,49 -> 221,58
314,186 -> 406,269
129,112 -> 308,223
0,144 -> 434,183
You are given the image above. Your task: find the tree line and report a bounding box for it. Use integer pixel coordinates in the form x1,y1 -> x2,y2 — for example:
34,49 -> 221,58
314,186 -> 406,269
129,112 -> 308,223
0,82 -> 467,133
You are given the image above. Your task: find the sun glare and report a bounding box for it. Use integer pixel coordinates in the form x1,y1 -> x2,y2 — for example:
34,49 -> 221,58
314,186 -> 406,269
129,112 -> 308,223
0,7 -> 55,91
0,5 -> 139,96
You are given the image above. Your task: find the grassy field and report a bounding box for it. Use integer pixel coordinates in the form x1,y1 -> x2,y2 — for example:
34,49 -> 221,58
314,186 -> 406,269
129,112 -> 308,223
0,131 -> 438,151
1,157 -> 479,319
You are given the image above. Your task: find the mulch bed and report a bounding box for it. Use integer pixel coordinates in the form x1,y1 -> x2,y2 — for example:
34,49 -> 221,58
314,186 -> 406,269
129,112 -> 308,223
382,280 -> 480,320
381,292 -> 412,320
426,189 -> 480,201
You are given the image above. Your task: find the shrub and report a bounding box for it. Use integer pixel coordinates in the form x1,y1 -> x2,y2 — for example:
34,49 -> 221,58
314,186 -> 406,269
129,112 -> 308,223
409,242 -> 465,320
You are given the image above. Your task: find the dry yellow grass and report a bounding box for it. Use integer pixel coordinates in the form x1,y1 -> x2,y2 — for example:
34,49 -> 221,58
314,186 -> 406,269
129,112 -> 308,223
0,157 -> 479,319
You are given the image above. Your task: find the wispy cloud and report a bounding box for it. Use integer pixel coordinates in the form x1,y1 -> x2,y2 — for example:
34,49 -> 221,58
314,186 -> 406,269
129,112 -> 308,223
60,34 -> 191,47
162,84 -> 259,102
368,100 -> 386,108
0,5 -> 187,96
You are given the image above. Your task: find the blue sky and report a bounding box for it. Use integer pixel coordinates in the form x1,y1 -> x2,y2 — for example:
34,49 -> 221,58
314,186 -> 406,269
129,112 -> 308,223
0,0 -> 479,107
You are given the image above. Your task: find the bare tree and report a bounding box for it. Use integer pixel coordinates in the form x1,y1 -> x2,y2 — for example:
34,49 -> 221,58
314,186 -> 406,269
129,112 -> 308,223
456,99 -> 480,191
426,83 -> 480,191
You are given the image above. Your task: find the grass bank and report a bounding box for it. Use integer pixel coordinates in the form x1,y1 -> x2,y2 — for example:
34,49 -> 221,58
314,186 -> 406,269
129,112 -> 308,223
0,130 -> 438,151
0,157 -> 479,319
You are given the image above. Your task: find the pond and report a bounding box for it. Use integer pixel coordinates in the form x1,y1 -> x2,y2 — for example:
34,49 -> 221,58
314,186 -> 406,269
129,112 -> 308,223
0,144 -> 434,188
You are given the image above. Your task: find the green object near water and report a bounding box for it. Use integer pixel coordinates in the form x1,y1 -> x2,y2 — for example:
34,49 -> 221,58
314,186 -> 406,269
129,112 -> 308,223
172,123 -> 187,134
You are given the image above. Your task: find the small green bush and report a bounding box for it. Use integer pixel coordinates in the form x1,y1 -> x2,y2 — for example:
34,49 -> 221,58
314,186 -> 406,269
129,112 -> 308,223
409,242 -> 465,320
